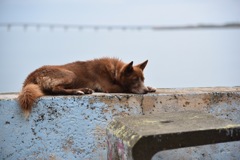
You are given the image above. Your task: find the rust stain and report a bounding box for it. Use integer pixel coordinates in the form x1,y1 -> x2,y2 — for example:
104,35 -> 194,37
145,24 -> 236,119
93,125 -> 108,155
62,137 -> 74,153
127,96 -> 142,107
95,125 -> 106,138
62,137 -> 86,156
49,155 -> 57,160
202,93 -> 236,106
142,96 -> 156,113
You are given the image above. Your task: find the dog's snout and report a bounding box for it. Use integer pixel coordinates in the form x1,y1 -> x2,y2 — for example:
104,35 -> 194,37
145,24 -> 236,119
131,86 -> 149,94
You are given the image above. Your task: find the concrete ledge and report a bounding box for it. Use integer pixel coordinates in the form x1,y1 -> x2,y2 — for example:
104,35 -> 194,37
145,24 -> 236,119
107,111 -> 240,160
0,87 -> 240,160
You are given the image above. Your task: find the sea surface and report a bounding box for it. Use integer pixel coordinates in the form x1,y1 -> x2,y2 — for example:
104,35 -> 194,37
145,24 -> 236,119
0,28 -> 240,92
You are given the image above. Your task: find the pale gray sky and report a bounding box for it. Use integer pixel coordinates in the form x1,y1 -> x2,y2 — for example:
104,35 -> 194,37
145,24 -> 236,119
1,0 -> 240,25
0,0 -> 240,92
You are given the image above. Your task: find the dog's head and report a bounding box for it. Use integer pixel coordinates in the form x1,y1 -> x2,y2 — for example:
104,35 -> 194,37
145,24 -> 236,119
119,60 -> 149,94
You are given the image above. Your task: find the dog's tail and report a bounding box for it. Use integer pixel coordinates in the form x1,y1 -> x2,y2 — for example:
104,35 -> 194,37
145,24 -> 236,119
18,83 -> 44,118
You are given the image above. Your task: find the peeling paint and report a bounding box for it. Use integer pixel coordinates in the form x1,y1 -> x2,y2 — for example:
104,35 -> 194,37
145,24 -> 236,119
0,87 -> 240,160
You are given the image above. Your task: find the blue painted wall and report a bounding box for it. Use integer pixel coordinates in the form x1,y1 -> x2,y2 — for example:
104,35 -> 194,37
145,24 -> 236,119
1,88 -> 240,159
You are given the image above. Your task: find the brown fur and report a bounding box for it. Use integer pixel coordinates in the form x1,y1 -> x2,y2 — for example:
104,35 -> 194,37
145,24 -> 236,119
18,57 -> 156,117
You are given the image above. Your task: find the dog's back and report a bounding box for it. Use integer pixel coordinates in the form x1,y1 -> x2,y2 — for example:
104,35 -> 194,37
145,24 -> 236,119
61,58 -> 126,92
18,57 -> 155,117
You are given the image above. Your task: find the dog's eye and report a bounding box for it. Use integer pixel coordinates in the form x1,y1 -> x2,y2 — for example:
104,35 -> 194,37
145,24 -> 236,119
133,77 -> 139,81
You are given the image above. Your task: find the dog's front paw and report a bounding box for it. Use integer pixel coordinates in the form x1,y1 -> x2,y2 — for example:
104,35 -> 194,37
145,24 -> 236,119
75,90 -> 85,95
81,88 -> 94,94
74,88 -> 94,95
147,86 -> 156,92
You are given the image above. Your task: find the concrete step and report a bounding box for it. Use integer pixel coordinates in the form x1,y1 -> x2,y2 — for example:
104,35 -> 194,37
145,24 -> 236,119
107,111 -> 240,160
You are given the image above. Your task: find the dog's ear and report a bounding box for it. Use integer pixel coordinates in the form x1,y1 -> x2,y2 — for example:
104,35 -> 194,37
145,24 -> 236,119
136,60 -> 148,71
123,61 -> 133,73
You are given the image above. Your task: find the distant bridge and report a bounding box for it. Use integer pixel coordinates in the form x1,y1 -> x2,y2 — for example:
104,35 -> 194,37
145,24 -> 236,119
0,23 -> 240,32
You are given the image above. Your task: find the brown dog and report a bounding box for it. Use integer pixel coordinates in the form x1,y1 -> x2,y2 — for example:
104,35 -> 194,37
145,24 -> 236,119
18,57 -> 156,117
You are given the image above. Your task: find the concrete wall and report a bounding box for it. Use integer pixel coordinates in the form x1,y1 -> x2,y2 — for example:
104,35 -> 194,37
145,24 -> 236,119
0,87 -> 240,160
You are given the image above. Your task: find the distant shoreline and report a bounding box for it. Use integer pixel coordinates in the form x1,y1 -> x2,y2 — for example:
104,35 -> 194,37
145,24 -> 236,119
1,23 -> 240,31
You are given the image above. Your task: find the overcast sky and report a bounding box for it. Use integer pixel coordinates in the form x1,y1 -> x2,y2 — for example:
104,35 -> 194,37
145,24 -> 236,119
1,0 -> 240,25
0,0 -> 240,92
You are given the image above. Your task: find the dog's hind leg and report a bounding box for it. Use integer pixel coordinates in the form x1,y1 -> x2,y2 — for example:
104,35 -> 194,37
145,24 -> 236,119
36,68 -> 93,95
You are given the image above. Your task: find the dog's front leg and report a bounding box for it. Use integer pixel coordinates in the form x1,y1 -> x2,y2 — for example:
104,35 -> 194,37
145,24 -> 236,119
103,84 -> 124,93
52,86 -> 94,95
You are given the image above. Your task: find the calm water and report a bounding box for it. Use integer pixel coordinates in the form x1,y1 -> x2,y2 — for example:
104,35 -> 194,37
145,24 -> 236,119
0,28 -> 240,92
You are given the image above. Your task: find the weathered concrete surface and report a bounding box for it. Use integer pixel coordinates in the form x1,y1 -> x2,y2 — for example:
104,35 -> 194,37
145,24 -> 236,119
107,111 -> 240,160
0,87 -> 240,160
